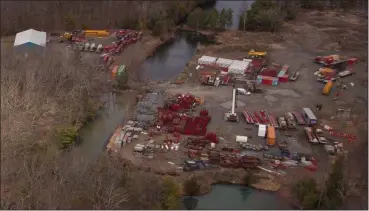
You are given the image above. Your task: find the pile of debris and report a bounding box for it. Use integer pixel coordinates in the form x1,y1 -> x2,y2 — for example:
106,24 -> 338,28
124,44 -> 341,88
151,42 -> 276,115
106,120 -> 142,152
134,92 -> 165,129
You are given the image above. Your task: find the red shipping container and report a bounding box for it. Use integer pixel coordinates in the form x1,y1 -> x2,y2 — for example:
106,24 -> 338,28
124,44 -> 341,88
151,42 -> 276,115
279,74 -> 289,82
261,69 -> 278,77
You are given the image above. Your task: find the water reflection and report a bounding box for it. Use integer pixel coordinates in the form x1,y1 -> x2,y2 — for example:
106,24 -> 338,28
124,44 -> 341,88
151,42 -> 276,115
140,31 -> 210,81
184,184 -> 293,210
183,197 -> 199,210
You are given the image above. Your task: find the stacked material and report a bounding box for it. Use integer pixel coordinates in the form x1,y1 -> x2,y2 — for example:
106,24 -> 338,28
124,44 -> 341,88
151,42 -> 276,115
216,58 -> 234,69
198,55 -> 217,65
134,92 -> 164,128
228,60 -> 250,75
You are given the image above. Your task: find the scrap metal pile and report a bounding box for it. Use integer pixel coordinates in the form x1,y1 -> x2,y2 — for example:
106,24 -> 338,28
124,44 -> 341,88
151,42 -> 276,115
106,120 -> 142,153
152,93 -> 211,136
183,134 -> 262,172
133,92 -> 165,129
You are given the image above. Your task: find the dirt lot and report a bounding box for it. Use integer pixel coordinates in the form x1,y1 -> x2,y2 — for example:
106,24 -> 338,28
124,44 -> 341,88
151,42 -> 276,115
114,10 -> 367,206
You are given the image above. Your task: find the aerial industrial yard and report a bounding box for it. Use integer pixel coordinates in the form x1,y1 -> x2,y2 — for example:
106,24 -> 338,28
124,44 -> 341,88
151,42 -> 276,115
2,1 -> 367,209
101,10 -> 368,199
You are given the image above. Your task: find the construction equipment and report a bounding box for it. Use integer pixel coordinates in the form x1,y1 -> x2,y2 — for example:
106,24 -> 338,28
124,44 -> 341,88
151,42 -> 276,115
84,43 -> 90,51
96,44 -> 103,53
322,80 -> 333,95
59,32 -> 72,43
77,42 -> 85,51
247,49 -> 267,58
89,43 -> 96,52
224,88 -> 240,123
59,32 -> 86,43
116,29 -> 127,40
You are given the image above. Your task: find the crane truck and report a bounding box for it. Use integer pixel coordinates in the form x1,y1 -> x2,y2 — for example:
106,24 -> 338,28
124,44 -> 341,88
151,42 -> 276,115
224,88 -> 240,123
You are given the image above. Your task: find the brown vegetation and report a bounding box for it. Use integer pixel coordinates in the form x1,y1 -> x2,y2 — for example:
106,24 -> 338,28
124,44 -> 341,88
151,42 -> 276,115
0,46 -> 182,209
0,1 -> 201,36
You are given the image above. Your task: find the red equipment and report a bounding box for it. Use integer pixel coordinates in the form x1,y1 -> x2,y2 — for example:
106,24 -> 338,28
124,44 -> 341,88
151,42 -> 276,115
259,110 -> 269,125
253,111 -> 263,124
329,131 -> 357,140
205,132 -> 218,144
104,45 -> 116,52
292,111 -> 306,125
243,110 -> 255,124
116,29 -> 127,40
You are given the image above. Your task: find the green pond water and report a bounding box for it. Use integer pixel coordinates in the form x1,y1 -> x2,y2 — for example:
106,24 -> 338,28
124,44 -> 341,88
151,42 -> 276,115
182,184 -> 293,210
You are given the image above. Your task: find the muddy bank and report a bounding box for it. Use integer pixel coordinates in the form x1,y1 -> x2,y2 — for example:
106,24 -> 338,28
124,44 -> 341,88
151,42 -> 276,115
178,169 -> 281,196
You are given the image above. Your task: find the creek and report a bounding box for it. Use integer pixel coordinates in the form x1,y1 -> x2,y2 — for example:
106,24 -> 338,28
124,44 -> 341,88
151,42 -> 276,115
78,1 -> 292,209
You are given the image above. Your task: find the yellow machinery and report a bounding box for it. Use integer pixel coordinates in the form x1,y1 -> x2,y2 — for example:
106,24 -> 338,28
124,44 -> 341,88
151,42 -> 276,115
84,30 -> 109,37
59,32 -> 72,43
248,49 -> 267,58
322,80 -> 333,95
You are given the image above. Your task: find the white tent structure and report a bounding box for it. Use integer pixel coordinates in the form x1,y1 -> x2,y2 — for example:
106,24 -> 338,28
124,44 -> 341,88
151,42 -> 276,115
14,29 -> 46,53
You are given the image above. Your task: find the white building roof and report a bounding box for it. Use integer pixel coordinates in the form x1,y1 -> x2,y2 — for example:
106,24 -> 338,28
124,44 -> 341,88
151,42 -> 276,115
14,29 -> 46,47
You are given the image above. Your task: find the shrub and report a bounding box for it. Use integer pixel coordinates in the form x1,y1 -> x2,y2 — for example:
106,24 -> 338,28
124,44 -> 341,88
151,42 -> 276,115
64,15 -> 76,31
117,72 -> 129,90
56,126 -> 78,150
160,177 -> 181,209
292,178 -> 320,209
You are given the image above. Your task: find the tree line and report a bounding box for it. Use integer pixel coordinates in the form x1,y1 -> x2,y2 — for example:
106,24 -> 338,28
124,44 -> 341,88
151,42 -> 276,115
0,1 -> 212,36
186,8 -> 233,31
237,0 -> 368,32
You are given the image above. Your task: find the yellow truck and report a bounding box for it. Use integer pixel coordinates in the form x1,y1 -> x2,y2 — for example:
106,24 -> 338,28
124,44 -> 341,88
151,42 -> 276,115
248,49 -> 267,58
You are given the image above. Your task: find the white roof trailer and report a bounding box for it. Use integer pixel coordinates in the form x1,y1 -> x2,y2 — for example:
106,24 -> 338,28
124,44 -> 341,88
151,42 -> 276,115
216,58 -> 234,68
198,55 -> 217,65
228,60 -> 250,75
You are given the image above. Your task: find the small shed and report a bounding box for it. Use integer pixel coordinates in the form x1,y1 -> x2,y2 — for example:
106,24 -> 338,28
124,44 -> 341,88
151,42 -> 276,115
258,124 -> 267,137
14,29 -> 46,54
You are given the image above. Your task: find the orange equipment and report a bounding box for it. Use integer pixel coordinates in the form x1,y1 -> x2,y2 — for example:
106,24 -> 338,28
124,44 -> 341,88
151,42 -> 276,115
267,126 -> 276,146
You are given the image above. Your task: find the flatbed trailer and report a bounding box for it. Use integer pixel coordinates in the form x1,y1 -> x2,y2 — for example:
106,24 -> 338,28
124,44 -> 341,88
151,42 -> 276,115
253,111 -> 262,125
243,110 -> 255,124
292,111 -> 306,125
267,113 -> 279,128
259,110 -> 270,125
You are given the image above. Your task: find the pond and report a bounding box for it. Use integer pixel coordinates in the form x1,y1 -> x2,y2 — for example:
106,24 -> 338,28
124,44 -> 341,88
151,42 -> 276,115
182,184 -> 293,210
140,30 -> 211,81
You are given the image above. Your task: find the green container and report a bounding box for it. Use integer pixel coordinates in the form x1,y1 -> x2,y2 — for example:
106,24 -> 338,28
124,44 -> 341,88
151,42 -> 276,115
117,65 -> 126,77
